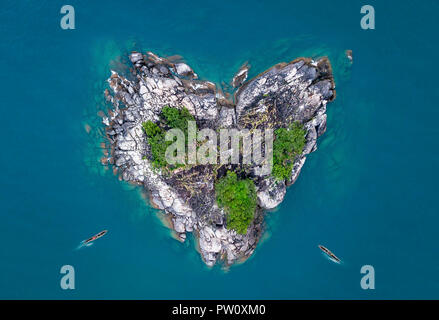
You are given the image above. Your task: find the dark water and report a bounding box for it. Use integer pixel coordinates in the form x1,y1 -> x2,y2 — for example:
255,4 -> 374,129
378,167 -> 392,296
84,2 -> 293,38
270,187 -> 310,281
0,0 -> 438,299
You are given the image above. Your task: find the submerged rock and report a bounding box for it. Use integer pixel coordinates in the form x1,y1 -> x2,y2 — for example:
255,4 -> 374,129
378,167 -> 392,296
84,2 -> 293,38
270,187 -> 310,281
346,49 -> 353,63
173,62 -> 198,79
231,63 -> 250,88
102,51 -> 336,266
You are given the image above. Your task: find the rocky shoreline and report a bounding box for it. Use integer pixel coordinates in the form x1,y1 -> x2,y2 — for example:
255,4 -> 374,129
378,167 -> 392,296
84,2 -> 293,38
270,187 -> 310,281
101,51 -> 335,266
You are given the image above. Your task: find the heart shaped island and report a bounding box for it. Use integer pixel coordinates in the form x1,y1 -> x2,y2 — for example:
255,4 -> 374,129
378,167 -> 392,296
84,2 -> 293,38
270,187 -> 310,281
101,51 -> 336,266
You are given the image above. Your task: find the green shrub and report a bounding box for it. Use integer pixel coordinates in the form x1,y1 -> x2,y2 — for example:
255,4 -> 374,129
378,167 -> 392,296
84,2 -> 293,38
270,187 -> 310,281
142,106 -> 195,169
142,121 -> 161,137
161,105 -> 194,133
272,121 -> 306,181
215,171 -> 257,235
142,120 -> 171,168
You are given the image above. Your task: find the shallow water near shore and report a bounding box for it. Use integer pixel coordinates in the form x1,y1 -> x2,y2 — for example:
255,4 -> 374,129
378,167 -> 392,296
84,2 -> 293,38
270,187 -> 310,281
1,0 -> 439,299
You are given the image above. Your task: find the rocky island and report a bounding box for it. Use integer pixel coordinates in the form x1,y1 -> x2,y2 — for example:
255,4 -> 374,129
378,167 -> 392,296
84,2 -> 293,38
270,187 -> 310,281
101,51 -> 335,266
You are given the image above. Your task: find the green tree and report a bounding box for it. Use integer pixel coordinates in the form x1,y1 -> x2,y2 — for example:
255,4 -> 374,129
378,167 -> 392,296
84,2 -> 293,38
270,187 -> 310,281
272,121 -> 306,181
161,105 -> 194,133
142,120 -> 171,168
142,106 -> 195,169
215,171 -> 257,235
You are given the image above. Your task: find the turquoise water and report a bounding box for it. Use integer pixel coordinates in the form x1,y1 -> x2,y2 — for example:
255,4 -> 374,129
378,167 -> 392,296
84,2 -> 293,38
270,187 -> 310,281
1,0 -> 438,299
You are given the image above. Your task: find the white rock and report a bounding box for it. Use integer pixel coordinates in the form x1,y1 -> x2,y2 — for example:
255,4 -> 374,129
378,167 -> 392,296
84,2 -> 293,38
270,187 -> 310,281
140,85 -> 148,95
173,218 -> 186,233
174,63 -> 196,77
200,236 -> 222,253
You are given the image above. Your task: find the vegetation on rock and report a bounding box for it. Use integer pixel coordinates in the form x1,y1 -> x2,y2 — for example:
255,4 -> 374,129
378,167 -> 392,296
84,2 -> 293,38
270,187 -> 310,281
215,171 -> 257,235
272,121 -> 306,181
161,105 -> 194,134
142,106 -> 194,168
142,121 -> 170,168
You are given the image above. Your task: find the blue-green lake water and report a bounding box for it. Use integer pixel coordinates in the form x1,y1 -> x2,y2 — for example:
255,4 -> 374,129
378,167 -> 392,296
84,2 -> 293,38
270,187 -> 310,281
1,0 -> 438,299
